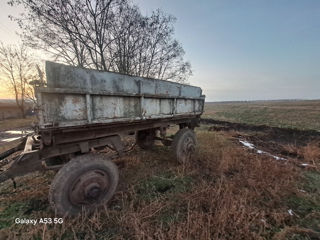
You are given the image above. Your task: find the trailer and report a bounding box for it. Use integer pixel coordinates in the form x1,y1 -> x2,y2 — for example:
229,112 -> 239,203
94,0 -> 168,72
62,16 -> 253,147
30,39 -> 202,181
0,61 -> 205,216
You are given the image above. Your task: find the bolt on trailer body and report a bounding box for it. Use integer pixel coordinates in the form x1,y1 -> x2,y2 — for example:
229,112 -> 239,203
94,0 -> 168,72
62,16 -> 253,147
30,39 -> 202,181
0,61 -> 205,216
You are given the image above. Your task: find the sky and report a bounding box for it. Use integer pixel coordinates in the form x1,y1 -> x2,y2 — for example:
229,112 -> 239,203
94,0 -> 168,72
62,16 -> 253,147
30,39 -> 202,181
0,0 -> 319,101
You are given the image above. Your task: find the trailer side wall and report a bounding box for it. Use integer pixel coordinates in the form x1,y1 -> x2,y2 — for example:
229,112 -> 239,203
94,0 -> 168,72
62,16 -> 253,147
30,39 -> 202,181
37,62 -> 205,128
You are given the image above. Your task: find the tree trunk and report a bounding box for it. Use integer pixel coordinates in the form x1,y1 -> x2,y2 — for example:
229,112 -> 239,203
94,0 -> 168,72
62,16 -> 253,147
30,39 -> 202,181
20,106 -> 26,119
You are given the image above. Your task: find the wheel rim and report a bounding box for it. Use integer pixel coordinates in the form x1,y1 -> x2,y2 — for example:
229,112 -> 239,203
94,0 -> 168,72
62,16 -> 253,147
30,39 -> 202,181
180,136 -> 196,163
69,170 -> 110,207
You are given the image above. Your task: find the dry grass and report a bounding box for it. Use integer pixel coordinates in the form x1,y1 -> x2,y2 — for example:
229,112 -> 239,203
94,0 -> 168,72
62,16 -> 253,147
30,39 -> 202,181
299,143 -> 320,168
1,129 -> 316,240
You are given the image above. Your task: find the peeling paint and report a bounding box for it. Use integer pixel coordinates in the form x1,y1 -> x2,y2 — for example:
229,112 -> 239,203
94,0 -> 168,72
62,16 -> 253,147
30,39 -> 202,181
39,61 -> 205,128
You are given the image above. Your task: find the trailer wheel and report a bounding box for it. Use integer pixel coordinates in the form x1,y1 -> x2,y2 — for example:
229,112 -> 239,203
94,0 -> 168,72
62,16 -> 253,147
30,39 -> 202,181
172,128 -> 197,164
49,153 -> 119,217
136,129 -> 156,149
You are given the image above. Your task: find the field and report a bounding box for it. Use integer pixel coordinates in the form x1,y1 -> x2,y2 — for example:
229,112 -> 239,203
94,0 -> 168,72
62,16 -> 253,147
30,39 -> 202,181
0,101 -> 319,239
0,118 -> 35,132
204,100 -> 320,131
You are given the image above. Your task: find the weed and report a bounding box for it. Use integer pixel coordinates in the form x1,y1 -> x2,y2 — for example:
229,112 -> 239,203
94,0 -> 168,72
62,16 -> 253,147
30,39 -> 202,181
0,202 -> 28,229
157,204 -> 187,229
287,195 -> 320,217
135,171 -> 193,201
303,171 -> 320,194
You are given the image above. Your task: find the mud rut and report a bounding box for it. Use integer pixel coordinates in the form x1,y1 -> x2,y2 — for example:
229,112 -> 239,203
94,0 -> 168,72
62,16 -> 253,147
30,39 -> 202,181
201,118 -> 320,164
1,119 -> 319,169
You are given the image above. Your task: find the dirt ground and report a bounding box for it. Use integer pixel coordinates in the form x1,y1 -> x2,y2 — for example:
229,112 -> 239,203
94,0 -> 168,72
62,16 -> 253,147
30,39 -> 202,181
202,118 -> 320,163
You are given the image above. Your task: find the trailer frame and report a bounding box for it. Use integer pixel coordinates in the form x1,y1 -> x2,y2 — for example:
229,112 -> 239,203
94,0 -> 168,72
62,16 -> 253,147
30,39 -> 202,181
0,115 -> 200,184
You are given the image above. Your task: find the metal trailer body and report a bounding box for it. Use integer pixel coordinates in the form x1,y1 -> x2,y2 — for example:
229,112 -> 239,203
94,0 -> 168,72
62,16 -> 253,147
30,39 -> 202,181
38,61 -> 204,129
0,61 -> 205,216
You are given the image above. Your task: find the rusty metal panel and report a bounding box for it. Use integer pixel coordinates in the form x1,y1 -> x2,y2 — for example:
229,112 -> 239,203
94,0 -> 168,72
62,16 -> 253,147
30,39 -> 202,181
160,99 -> 173,115
156,81 -> 180,96
176,99 -> 194,113
140,80 -> 156,95
92,96 -> 140,119
143,98 -> 160,117
46,61 -> 202,98
195,100 -> 201,112
181,85 -> 202,98
41,93 -> 87,123
139,98 -> 175,118
46,62 -> 139,93
38,61 -> 205,128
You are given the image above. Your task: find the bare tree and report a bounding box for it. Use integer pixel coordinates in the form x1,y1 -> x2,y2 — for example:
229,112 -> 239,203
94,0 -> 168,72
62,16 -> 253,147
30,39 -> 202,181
9,0 -> 124,70
9,0 -> 192,82
110,8 -> 192,82
0,43 -> 37,117
27,64 -> 46,104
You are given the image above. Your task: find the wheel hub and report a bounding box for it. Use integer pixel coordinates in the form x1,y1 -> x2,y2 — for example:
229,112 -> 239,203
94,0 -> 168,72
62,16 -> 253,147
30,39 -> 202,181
69,170 -> 109,206
85,183 -> 101,199
181,137 -> 195,161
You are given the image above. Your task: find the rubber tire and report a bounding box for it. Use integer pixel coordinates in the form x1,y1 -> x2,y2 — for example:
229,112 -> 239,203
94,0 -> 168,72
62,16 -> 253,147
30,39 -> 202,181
136,129 -> 155,149
172,128 -> 197,164
49,153 -> 119,217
